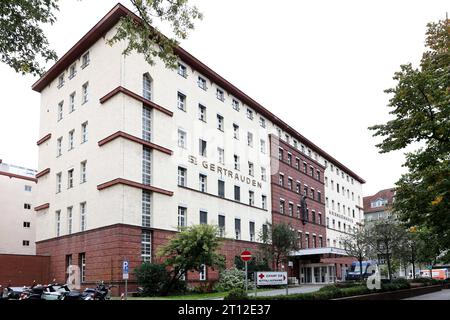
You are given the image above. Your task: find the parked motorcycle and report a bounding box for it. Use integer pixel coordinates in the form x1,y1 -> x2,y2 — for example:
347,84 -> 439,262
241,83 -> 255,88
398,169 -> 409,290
60,281 -> 113,300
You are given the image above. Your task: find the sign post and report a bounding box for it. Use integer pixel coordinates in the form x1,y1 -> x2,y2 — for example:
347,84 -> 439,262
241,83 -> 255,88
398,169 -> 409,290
122,260 -> 129,300
240,250 -> 252,292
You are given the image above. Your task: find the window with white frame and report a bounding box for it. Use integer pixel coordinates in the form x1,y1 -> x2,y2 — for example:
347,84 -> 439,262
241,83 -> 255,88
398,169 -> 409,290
248,162 -> 254,177
68,169 -> 74,189
56,172 -> 62,193
235,218 -> 241,240
142,147 -> 152,185
218,215 -> 225,237
141,230 -> 152,263
247,132 -> 253,147
178,206 -> 187,227
260,139 -> 266,153
280,200 -> 285,214
80,202 -> 87,231
199,211 -> 208,225
234,185 -> 241,201
177,92 -> 186,111
178,129 -> 186,148
234,154 -> 240,170
261,167 -> 267,181
199,174 -> 207,192
246,108 -> 254,120
142,190 -> 151,227
82,82 -> 89,104
218,148 -> 225,164
232,99 -> 239,111
57,137 -> 62,156
249,221 -> 255,242
218,180 -> 225,198
199,139 -> 207,157
216,88 -> 224,101
69,64 -> 77,79
199,264 -> 207,281
198,76 -> 207,90
58,74 -> 65,88
67,207 -> 73,235
56,211 -> 61,236
58,101 -> 63,121
262,195 -> 267,210
178,167 -> 187,186
198,104 -> 206,122
25,185 -> 32,192
259,117 -> 266,128
69,92 -> 76,113
79,253 -> 86,283
143,73 -> 152,100
81,52 -> 90,68
142,105 -> 152,142
217,114 -> 224,131
178,63 -> 187,77
81,122 -> 88,143
68,130 -> 74,150
233,123 -> 239,139
249,191 -> 255,206
80,161 -> 87,183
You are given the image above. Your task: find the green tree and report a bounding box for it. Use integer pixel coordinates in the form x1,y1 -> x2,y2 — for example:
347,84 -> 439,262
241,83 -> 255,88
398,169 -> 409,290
341,227 -> 370,280
258,222 -> 299,271
157,224 -> 224,296
0,0 -> 202,76
134,263 -> 169,296
369,18 -> 450,253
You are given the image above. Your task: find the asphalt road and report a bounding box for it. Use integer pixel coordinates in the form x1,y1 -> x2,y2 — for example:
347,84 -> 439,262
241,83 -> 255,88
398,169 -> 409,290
404,289 -> 450,300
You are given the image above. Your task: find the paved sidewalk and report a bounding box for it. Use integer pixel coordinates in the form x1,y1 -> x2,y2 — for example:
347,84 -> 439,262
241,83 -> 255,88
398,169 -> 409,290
404,289 -> 450,300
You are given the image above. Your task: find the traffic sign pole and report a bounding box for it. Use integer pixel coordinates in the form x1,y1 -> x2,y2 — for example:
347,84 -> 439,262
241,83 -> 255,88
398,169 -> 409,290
245,261 -> 248,292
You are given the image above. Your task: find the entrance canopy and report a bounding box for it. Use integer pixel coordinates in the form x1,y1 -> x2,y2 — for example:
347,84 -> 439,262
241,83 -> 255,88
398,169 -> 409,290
290,247 -> 348,257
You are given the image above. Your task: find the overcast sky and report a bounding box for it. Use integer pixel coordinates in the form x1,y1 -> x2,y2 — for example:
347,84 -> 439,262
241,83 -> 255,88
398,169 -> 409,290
0,0 -> 448,196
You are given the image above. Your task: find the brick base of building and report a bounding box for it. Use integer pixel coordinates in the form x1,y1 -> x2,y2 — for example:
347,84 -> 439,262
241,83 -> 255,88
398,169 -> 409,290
0,254 -> 50,287
36,224 -> 259,296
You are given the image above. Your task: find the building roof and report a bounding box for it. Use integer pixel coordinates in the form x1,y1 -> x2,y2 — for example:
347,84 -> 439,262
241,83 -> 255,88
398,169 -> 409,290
363,188 -> 396,214
31,3 -> 366,184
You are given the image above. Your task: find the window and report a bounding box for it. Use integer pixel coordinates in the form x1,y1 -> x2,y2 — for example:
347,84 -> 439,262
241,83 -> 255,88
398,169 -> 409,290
24,203 -> 31,210
285,134 -> 290,144
234,155 -> 240,170
56,173 -> 62,193
331,180 -> 334,190
234,185 -> 241,201
233,124 -> 239,139
303,162 -> 307,173
198,76 -> 207,90
304,185 -> 308,196
249,222 -> 255,242
276,128 -> 282,137
143,73 -> 152,100
318,191 -> 322,203
199,139 -> 207,157
287,154 -> 292,165
294,140 -> 298,148
312,211 -> 316,223
216,88 -> 224,101
295,158 -> 300,170
82,82 -> 89,104
296,183 -> 300,194
143,105 -> 152,141
24,185 -> 32,192
337,183 -> 340,193
67,207 -> 73,234
142,190 -> 151,227
23,222 -> 31,228
246,108 -> 254,120
279,174 -> 284,187
178,167 -> 187,186
143,147 -> 152,185
80,202 -> 87,231
23,240 -> 30,247
247,132 -> 253,147
199,264 -> 207,281
311,189 -> 315,200
81,52 -> 90,68
67,169 -> 74,189
259,117 -> 266,128
198,104 -> 207,122
249,191 -> 255,206
262,224 -> 268,240
313,235 -> 317,248
297,205 -> 301,219
261,167 -> 267,181
178,207 -> 187,227
178,63 -> 187,77
262,195 -> 267,209
218,148 -> 224,164
69,64 -> 77,79
68,130 -> 74,150
298,232 -> 303,249
58,74 -> 65,88
317,171 -> 321,181
332,200 -> 335,210
69,92 -> 76,112
232,99 -> 240,111
218,180 -> 225,198
80,161 -> 87,183
177,92 -> 186,111
218,215 -> 225,237
79,253 -> 86,283
56,211 -> 61,236
178,129 -> 186,148
141,230 -> 151,263
260,139 -> 266,154
288,203 -> 294,216
310,166 -> 314,177
280,200 -> 285,214
58,101 -> 63,121
199,174 -> 207,192
81,122 -> 88,143
235,219 -> 241,240
217,114 -> 224,131
305,234 -> 310,248
248,162 -> 254,176
200,211 -> 208,225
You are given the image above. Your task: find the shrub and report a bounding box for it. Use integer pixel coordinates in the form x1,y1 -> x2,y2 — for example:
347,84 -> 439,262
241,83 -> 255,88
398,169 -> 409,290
224,288 -> 248,300
134,263 -> 170,296
215,268 -> 245,292
380,278 -> 410,292
341,286 -> 370,297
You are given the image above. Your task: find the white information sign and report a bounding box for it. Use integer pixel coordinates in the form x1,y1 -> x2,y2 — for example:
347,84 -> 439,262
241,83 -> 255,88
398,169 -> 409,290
256,272 -> 288,286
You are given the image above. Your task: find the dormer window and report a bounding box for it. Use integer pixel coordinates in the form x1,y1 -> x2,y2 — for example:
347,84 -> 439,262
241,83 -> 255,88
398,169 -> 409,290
371,198 -> 388,208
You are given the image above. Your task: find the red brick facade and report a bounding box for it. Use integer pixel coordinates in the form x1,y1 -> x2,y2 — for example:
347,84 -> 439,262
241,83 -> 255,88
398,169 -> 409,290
0,254 -> 50,287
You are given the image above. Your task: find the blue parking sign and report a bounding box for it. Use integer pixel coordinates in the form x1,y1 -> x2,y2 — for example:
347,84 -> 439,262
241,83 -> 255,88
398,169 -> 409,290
123,260 -> 129,279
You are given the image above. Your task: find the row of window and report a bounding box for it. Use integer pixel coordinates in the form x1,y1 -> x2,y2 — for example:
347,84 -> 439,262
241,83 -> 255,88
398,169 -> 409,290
278,174 -> 322,203
177,63 -> 267,127
276,128 -> 320,163
177,167 -> 267,209
56,123 -> 88,156
55,202 -> 87,236
329,163 -> 355,185
65,253 -> 86,283
177,206 -> 266,242
326,217 -> 354,234
278,148 -> 322,182
296,232 -> 324,249
278,199 -> 323,225
325,177 -> 357,201
57,83 -> 89,121
55,161 -> 87,193
57,52 -> 90,88
325,197 -> 356,218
